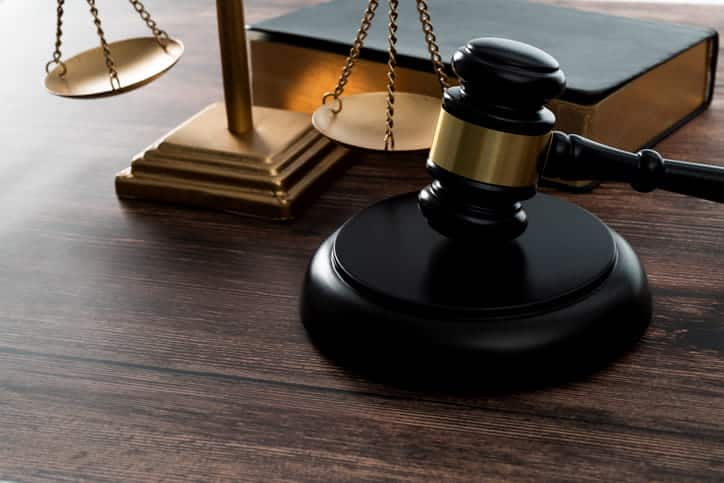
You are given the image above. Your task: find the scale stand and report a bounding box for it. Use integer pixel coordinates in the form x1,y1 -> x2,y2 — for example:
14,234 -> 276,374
46,0 -> 455,216
44,0 -> 347,219
113,1 -> 348,220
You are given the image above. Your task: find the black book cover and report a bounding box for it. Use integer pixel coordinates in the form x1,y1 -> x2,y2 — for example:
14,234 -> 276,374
251,0 -> 717,105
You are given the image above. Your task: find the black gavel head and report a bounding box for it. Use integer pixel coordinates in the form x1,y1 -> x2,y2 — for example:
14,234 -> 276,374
419,38 -> 566,241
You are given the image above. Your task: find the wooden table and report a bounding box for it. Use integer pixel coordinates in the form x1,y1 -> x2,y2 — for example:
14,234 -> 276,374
1,1 -> 722,481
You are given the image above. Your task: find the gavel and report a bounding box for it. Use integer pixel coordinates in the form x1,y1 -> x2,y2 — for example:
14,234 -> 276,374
419,37 -> 724,241
300,37 -> 723,384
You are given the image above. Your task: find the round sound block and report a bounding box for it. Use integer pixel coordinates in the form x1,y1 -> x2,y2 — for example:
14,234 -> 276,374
301,193 -> 652,387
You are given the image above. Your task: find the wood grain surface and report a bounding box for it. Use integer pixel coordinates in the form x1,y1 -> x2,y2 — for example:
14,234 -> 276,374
0,1 -> 722,481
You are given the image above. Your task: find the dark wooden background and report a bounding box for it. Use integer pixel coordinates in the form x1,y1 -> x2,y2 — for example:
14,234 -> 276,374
1,0 -> 722,481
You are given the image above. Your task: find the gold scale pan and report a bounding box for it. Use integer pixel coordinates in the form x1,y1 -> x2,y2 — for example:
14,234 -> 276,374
311,0 -> 449,152
44,0 -> 183,99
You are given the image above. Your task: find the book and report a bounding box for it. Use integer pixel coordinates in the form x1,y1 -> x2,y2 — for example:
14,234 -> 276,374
249,0 -> 718,188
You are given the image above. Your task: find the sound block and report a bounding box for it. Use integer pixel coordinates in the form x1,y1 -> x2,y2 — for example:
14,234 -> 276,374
301,193 -> 652,388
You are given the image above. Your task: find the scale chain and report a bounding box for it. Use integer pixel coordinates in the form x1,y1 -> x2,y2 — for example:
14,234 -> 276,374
129,0 -> 171,46
86,0 -> 121,91
322,0 -> 380,114
46,0 -> 67,76
383,0 -> 400,151
416,0 -> 449,90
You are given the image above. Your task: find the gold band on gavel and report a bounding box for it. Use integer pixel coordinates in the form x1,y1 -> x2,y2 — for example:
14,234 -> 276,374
428,109 -> 552,188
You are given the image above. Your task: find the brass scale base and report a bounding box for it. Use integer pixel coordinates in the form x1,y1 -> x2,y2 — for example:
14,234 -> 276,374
116,93 -> 438,219
116,102 -> 349,220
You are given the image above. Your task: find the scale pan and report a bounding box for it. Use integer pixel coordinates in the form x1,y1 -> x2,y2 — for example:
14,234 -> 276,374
312,92 -> 441,152
45,37 -> 184,98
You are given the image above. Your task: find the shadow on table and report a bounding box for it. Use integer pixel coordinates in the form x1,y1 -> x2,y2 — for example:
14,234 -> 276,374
305,329 -> 648,395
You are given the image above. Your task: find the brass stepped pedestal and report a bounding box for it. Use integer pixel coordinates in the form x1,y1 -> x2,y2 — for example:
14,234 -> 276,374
116,102 -> 348,220
115,1 -> 349,220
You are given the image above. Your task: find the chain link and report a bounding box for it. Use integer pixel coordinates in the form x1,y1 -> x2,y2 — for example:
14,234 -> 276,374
86,0 -> 121,90
46,0 -> 67,76
321,0 -> 449,150
321,0 -> 379,113
128,0 -> 170,46
383,0 -> 399,151
416,0 -> 449,90
45,0 -> 172,90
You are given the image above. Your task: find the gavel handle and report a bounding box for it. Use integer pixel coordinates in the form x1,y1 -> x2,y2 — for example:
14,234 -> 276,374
546,132 -> 724,203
